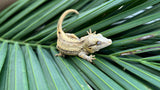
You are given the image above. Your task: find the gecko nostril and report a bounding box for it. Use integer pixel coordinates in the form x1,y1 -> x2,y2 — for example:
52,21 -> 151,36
109,39 -> 112,43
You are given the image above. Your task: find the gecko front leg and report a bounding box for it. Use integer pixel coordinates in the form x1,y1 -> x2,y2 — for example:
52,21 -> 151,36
78,52 -> 96,62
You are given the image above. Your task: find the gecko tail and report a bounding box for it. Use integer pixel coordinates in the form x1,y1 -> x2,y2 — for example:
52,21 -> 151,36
57,9 -> 79,35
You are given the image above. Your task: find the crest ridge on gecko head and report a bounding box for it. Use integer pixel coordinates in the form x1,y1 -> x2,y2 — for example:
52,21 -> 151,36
84,29 -> 112,53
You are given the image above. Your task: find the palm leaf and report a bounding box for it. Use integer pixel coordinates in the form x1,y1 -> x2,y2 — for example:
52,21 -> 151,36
0,0 -> 160,89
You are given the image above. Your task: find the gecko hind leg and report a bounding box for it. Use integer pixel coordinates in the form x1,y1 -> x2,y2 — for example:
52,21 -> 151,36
55,52 -> 65,57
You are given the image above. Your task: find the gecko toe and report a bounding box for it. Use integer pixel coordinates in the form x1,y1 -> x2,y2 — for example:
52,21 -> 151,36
88,55 -> 96,62
55,53 -> 65,57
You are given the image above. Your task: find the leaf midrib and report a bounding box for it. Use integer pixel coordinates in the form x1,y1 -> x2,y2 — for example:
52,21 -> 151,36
0,38 -> 52,49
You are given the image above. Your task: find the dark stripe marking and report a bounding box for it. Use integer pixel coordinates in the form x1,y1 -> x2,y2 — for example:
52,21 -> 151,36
57,46 -> 79,55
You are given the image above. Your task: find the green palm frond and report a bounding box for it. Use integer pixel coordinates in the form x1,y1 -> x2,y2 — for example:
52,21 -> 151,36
0,0 -> 160,89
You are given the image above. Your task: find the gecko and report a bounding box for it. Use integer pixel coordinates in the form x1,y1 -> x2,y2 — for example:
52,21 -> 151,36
56,9 -> 112,62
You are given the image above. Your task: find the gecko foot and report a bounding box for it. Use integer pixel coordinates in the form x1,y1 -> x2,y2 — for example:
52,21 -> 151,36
87,55 -> 96,62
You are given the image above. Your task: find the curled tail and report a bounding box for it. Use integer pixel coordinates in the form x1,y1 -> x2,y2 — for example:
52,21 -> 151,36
57,9 -> 79,36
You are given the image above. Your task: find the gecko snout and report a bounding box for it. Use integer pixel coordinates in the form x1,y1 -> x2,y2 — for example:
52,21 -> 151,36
105,39 -> 112,46
108,39 -> 112,44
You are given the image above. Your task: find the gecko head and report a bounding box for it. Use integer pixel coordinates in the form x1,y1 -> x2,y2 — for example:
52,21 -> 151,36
85,33 -> 112,53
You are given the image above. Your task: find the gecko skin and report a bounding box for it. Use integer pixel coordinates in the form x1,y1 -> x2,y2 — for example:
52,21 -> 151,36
56,9 -> 112,62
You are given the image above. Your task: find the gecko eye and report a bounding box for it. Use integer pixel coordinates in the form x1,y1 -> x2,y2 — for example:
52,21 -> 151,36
96,41 -> 101,45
